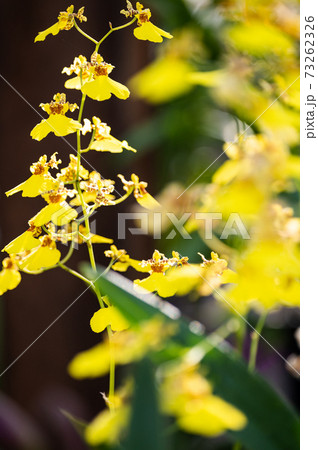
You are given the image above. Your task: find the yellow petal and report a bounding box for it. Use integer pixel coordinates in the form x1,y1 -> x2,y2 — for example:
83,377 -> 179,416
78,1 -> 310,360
30,203 -> 78,227
82,76 -> 130,101
130,57 -> 194,104
85,407 -> 129,446
164,265 -> 203,296
213,160 -> 240,185
90,234 -> 113,244
6,175 -> 57,198
34,22 -> 60,43
228,21 -> 294,57
133,22 -> 172,43
3,231 -> 40,254
177,396 -> 247,437
19,246 -> 61,271
31,115 -> 82,141
90,137 -> 136,153
134,272 -> 177,298
68,342 -> 110,379
90,307 -> 129,333
70,192 -> 99,205
64,76 -> 82,90
106,77 -> 130,100
0,269 -> 21,295
136,192 -> 161,210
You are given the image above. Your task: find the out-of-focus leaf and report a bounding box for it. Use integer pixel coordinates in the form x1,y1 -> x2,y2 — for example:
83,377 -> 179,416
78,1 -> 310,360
82,265 -> 300,450
125,358 -> 168,450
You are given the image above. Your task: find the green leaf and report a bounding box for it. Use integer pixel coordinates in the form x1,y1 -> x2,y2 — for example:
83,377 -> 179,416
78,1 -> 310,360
125,358 -> 168,450
83,265 -> 300,450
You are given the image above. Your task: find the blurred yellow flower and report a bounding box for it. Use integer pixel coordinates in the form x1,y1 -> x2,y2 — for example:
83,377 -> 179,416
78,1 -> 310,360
85,406 -> 130,446
130,56 -> 194,103
161,365 -> 247,437
221,204 -> 300,312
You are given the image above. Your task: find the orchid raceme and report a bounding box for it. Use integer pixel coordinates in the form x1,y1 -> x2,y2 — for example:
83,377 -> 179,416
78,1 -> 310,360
30,94 -> 82,141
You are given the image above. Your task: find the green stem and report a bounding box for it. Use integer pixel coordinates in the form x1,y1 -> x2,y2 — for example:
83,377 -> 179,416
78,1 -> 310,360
236,320 -> 247,355
74,21 -> 98,44
107,325 -> 115,412
112,187 -> 134,205
75,93 -> 105,309
59,263 -> 94,287
80,128 -> 96,153
248,311 -> 268,372
95,17 -> 137,52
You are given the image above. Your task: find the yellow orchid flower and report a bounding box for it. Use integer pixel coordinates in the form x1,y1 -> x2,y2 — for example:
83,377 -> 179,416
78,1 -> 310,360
133,3 -> 173,43
6,154 -> 60,198
29,186 -> 78,227
63,54 -> 130,101
0,257 -> 21,296
85,406 -> 130,447
18,236 -> 61,272
90,306 -> 130,333
3,223 -> 42,254
121,249 -> 190,297
34,6 -> 87,43
118,173 -> 160,210
57,154 -> 89,183
30,94 -> 82,141
78,171 -> 115,207
105,245 -> 147,272
81,117 -> 136,153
